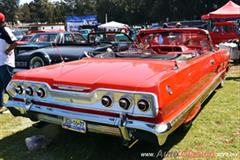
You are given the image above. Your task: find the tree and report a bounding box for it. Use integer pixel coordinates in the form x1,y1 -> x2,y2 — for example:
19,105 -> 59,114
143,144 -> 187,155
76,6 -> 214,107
0,0 -> 18,23
14,0 -> 240,24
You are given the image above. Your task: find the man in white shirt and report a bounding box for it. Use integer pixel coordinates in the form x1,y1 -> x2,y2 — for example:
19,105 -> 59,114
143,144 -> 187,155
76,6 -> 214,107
0,12 -> 17,113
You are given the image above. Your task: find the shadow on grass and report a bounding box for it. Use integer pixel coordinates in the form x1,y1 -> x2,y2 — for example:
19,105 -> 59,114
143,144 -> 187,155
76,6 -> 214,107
226,76 -> 240,81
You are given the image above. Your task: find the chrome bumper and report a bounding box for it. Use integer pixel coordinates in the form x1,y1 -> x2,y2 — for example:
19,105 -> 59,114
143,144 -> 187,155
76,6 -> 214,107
6,100 -> 171,146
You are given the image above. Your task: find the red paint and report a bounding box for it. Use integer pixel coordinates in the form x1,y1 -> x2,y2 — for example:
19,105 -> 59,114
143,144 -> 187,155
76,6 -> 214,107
12,28 -> 230,125
210,22 -> 239,45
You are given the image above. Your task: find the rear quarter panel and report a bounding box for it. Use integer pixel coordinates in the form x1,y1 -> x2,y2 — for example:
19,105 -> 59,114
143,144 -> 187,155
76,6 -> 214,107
156,50 -> 229,123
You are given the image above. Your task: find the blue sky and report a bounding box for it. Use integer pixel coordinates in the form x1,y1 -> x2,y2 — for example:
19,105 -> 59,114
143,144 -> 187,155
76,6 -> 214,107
20,0 -> 59,5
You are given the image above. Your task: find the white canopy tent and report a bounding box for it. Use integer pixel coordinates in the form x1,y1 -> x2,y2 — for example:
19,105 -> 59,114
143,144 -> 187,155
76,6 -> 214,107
98,21 -> 129,31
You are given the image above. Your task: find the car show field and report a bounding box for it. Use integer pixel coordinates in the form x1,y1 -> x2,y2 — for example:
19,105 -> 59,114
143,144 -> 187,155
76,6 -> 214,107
0,64 -> 239,160
0,1 -> 239,160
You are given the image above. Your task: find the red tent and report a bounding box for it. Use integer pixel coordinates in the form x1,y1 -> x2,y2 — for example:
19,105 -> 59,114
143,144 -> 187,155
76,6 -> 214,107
201,1 -> 240,20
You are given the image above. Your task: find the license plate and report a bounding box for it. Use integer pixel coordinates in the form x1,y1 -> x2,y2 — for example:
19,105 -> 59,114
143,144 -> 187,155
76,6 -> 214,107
62,117 -> 86,133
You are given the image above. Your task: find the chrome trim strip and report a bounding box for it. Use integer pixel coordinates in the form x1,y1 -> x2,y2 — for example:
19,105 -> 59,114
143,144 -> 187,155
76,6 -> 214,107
53,84 -> 91,92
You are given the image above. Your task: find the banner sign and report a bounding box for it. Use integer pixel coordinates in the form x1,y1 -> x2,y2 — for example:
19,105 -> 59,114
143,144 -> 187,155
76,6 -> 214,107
66,15 -> 98,31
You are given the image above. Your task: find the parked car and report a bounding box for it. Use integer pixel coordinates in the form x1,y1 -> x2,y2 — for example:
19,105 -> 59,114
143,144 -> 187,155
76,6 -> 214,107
210,21 -> 239,45
16,34 -> 34,45
78,29 -> 92,39
15,43 -> 112,70
15,32 -> 85,54
6,28 -> 229,147
14,32 -> 132,70
12,29 -> 28,40
87,31 -> 133,51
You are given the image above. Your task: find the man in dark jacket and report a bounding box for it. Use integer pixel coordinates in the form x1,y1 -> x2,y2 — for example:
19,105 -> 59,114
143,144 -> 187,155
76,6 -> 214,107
0,12 -> 17,113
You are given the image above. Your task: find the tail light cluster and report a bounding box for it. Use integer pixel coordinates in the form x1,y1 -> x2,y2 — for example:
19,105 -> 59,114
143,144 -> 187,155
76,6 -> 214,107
15,86 -> 24,95
101,95 -> 112,107
7,81 -> 156,117
137,99 -> 149,112
119,98 -> 131,110
14,85 -> 46,98
101,95 -> 150,112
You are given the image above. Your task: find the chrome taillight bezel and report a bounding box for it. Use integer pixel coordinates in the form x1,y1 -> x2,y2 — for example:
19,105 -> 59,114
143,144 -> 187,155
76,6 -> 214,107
37,88 -> 46,98
101,95 -> 113,107
119,97 -> 132,110
15,85 -> 24,95
25,87 -> 34,96
137,99 -> 150,112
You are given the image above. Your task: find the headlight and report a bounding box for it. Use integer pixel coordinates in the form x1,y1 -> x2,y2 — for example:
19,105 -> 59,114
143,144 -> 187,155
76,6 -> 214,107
137,99 -> 150,112
101,95 -> 112,107
37,88 -> 46,98
119,97 -> 131,110
15,86 -> 24,95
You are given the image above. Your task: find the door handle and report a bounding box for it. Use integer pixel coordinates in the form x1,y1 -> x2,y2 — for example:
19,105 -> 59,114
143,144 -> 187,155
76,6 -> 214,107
210,59 -> 215,65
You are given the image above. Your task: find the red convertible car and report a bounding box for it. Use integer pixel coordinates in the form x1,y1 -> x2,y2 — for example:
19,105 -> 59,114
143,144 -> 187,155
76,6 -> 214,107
6,28 -> 230,147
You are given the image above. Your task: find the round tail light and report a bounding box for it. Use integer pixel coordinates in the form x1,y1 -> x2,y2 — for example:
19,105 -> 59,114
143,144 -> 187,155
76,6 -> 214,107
101,96 -> 112,107
37,88 -> 45,98
15,86 -> 24,95
137,99 -> 150,112
26,87 -> 34,96
119,98 -> 131,110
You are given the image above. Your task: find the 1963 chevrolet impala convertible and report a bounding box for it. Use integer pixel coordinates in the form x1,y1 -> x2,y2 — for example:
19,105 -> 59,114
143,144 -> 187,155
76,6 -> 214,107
6,28 -> 230,147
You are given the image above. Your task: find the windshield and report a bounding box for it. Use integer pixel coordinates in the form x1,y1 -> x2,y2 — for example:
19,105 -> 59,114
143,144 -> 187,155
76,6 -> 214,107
20,35 -> 32,41
73,33 -> 86,42
137,31 -> 211,51
79,30 -> 88,34
30,33 -> 58,43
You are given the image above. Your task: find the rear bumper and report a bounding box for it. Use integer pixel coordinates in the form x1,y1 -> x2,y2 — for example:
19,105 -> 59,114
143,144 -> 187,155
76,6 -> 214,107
6,100 -> 171,146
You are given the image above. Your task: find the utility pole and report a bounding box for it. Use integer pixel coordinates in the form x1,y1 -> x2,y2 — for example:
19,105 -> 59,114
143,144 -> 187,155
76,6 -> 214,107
105,13 -> 108,23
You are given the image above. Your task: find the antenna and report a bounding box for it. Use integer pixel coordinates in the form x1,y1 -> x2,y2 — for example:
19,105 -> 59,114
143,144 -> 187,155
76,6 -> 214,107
51,42 -> 65,64
173,60 -> 179,70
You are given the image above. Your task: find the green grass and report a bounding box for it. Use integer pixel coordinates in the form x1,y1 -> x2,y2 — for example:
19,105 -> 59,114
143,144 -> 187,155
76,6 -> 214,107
0,65 -> 239,160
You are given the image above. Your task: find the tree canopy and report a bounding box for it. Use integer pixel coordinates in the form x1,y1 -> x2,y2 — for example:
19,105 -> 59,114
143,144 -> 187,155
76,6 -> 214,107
0,0 -> 239,25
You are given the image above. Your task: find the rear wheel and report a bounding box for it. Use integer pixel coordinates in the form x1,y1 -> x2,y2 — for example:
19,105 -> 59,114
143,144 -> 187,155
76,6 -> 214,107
29,56 -> 45,69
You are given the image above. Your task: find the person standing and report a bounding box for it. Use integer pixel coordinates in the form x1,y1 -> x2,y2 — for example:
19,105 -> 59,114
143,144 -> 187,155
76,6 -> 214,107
0,12 -> 17,113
